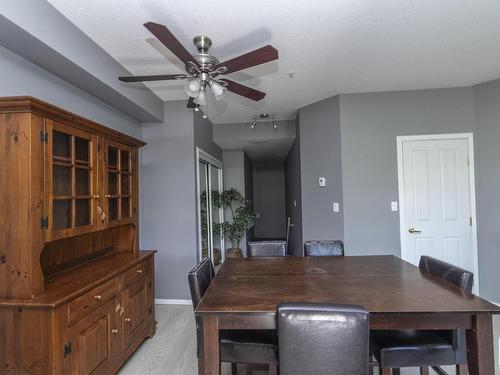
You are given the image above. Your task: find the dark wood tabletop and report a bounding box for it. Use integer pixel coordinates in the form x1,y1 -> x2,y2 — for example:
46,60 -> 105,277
198,255 -> 500,315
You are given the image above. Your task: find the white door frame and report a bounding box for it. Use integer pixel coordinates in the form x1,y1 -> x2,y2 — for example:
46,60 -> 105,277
396,133 -> 479,294
195,147 -> 224,263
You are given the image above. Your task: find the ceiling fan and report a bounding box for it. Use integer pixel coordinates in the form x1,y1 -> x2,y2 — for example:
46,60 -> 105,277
119,22 -> 279,109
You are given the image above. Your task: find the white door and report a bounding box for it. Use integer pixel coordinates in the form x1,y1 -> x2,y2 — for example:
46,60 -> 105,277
398,134 -> 478,291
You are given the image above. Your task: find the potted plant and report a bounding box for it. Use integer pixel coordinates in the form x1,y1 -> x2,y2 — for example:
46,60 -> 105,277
214,188 -> 257,258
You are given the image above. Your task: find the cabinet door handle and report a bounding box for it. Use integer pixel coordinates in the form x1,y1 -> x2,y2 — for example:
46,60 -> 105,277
112,329 -> 119,334
105,194 -> 111,198
136,269 -> 143,274
124,318 -> 131,322
94,295 -> 102,300
93,195 -> 100,199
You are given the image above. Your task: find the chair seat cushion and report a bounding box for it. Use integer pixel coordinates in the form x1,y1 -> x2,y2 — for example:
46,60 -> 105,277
220,330 -> 277,364
371,330 -> 455,368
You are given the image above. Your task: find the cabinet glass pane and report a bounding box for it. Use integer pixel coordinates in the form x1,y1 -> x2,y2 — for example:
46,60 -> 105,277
121,174 -> 130,195
53,165 -> 72,197
210,164 -> 222,266
53,200 -> 72,230
75,199 -> 91,227
108,147 -> 118,168
53,131 -> 71,159
120,151 -> 130,172
108,172 -> 118,196
76,168 -> 90,196
121,197 -> 130,219
109,198 -> 118,221
75,137 -> 89,163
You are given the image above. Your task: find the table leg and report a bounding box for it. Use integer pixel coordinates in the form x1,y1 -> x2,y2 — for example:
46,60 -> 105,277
466,313 -> 494,375
202,315 -> 220,375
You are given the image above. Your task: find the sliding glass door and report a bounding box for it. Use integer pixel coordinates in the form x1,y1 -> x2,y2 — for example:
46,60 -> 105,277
197,148 -> 224,267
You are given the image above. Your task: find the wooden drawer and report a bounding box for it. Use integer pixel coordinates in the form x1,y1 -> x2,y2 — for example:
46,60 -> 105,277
123,259 -> 151,289
67,278 -> 117,325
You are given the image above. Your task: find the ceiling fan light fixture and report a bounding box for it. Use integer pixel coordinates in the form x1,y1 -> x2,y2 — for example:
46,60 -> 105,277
184,78 -> 201,98
210,80 -> 225,101
194,87 -> 207,106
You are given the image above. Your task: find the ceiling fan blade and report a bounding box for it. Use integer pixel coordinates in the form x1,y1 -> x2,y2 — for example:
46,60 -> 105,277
216,45 -> 278,74
187,97 -> 196,108
144,22 -> 196,66
221,79 -> 266,101
119,74 -> 187,82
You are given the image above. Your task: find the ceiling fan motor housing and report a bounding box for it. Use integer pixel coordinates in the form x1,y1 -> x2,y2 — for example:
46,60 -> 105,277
189,35 -> 220,75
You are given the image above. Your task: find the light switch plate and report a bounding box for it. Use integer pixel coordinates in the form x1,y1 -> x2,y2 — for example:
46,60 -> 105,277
391,201 -> 398,212
333,202 -> 340,212
318,177 -> 326,187
293,200 -> 297,207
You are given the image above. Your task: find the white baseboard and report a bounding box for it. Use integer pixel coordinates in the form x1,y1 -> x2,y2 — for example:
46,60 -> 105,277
155,298 -> 192,306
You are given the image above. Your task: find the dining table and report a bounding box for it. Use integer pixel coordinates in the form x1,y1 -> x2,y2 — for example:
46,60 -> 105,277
195,255 -> 500,375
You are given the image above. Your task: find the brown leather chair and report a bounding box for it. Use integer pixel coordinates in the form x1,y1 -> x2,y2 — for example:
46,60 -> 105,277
248,240 -> 287,257
188,258 -> 278,374
370,256 -> 473,375
304,240 -> 344,256
278,302 -> 370,375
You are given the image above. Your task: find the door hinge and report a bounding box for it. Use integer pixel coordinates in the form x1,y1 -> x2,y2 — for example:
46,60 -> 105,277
40,216 -> 49,230
63,342 -> 72,358
40,131 -> 48,143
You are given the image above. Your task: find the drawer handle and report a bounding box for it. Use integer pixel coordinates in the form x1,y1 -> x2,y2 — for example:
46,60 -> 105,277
112,329 -> 119,334
94,295 -> 102,300
136,269 -> 143,274
124,318 -> 131,322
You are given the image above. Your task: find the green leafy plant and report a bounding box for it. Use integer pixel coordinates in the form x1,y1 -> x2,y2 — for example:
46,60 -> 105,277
213,188 -> 257,251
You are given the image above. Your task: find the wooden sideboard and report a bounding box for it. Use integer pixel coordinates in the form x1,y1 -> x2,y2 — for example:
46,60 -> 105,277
0,97 -> 156,374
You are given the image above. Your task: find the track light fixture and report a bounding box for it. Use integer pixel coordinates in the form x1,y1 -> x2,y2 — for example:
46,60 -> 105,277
250,116 -> 278,129
250,120 -> 257,129
272,120 -> 278,129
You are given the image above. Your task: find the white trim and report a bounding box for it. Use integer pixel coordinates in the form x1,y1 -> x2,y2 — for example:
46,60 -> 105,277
490,301 -> 500,307
155,299 -> 192,306
396,133 -> 480,294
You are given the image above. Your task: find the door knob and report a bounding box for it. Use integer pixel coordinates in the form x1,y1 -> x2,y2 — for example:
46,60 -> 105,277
408,227 -> 422,234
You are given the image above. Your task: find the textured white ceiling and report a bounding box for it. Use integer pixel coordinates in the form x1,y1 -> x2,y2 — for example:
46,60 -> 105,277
47,0 -> 500,124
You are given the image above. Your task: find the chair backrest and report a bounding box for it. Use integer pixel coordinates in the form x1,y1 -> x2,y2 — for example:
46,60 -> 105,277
248,240 -> 287,257
278,303 -> 369,375
418,256 -> 473,293
188,257 -> 215,358
304,240 -> 344,257
419,255 -> 473,364
188,257 -> 215,309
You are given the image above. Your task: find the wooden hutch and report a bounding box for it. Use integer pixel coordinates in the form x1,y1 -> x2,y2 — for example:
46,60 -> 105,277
0,97 -> 156,374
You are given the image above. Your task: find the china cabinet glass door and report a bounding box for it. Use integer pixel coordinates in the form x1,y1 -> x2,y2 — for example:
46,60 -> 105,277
197,149 -> 224,266
47,121 -> 96,240
104,141 -> 134,226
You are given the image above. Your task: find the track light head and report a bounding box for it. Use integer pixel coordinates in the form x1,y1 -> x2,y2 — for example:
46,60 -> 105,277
272,120 -> 278,129
250,120 -> 257,129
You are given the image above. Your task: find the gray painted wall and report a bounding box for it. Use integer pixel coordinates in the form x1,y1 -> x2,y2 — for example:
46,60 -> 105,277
474,79 -> 500,303
340,88 -> 476,257
298,95 -> 344,243
0,2 -> 163,121
140,101 -> 198,299
0,44 -> 141,139
285,115 -> 303,256
194,112 -> 222,161
244,153 -> 255,241
253,163 -> 287,239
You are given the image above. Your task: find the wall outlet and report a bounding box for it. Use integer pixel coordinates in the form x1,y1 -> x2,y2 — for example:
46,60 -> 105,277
318,177 -> 326,187
332,202 -> 340,212
391,201 -> 398,212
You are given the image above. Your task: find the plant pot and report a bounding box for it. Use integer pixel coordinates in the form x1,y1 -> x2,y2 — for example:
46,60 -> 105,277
226,248 -> 243,258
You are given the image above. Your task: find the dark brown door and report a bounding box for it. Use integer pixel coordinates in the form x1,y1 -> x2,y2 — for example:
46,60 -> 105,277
122,277 -> 153,348
65,299 -> 120,374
